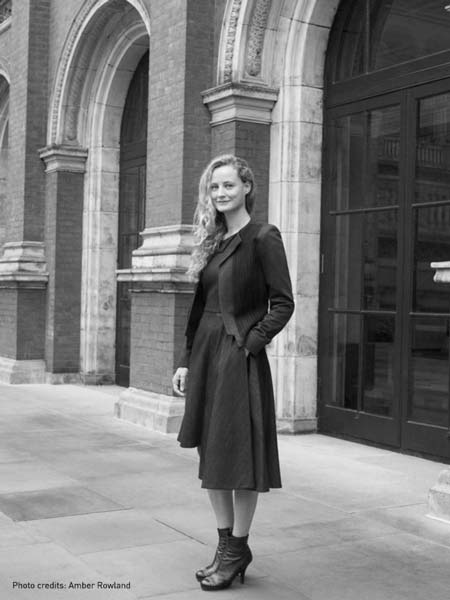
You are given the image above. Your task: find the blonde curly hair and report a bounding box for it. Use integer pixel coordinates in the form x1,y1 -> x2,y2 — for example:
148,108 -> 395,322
187,155 -> 256,279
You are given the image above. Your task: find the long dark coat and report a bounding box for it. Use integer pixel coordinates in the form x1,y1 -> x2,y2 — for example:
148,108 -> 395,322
178,220 -> 295,368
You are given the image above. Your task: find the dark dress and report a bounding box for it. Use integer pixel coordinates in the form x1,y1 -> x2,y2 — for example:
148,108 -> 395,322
177,235 -> 282,493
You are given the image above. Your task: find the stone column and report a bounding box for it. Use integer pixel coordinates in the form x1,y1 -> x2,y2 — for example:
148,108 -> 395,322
202,82 -> 278,223
39,145 -> 88,383
428,261 -> 450,523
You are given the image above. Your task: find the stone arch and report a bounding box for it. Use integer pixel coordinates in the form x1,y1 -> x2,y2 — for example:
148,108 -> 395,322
0,74 -> 9,250
216,0 -> 340,431
47,0 -> 150,382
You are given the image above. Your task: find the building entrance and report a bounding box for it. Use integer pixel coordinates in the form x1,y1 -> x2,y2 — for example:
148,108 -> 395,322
115,52 -> 148,387
320,1 -> 450,459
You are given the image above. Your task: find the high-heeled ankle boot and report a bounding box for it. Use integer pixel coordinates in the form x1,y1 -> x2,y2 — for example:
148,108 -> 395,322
200,534 -> 252,591
195,527 -> 232,582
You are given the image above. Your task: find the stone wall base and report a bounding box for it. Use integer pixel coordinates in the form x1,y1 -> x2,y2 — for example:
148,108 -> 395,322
80,372 -> 115,385
45,372 -> 82,385
115,387 -> 185,434
428,469 -> 450,524
277,417 -> 317,434
0,358 -> 46,384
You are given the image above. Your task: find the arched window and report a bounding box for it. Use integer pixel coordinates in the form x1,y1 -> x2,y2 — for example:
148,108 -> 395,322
320,0 -> 450,460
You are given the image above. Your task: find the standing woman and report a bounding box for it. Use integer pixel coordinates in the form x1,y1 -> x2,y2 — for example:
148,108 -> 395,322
172,155 -> 294,592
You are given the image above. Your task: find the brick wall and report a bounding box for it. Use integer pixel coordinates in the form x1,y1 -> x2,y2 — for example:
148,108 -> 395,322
0,287 -> 16,358
8,0 -> 49,242
45,170 -> 83,373
147,0 -> 214,227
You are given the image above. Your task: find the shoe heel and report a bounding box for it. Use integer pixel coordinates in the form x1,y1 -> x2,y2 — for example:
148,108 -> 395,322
240,566 -> 247,584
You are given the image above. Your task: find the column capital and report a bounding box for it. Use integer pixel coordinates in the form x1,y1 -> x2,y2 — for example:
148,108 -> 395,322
39,144 -> 88,173
117,225 -> 194,286
202,82 -> 278,125
0,241 -> 48,286
431,261 -> 450,284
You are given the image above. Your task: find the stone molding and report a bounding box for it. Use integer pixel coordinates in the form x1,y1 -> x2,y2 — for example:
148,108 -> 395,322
428,469 -> 450,524
202,82 -> 278,125
115,387 -> 185,434
0,241 -> 48,284
39,145 -> 88,173
118,225 -> 194,284
431,261 -> 450,284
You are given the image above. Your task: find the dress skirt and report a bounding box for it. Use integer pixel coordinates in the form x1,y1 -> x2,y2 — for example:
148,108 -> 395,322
177,310 -> 282,493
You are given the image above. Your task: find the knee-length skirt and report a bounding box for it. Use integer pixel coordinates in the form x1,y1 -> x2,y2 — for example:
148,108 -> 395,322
177,310 -> 281,492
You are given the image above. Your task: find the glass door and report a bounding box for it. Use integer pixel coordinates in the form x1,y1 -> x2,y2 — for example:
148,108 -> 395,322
320,81 -> 450,459
402,82 -> 450,458
320,94 -> 403,448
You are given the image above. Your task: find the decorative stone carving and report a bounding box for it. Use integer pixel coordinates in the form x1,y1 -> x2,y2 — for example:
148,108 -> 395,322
0,0 -> 11,24
49,0 -> 148,144
245,0 -> 271,78
202,82 -> 278,125
222,0 -> 243,83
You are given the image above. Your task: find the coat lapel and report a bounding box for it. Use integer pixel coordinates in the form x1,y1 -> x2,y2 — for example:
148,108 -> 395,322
218,233 -> 241,266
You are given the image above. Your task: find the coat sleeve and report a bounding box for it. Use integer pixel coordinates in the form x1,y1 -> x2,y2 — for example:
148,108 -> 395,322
244,225 -> 295,355
176,279 -> 205,369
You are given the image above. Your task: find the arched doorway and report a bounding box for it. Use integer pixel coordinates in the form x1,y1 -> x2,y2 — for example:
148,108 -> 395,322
115,51 -> 148,386
320,0 -> 450,459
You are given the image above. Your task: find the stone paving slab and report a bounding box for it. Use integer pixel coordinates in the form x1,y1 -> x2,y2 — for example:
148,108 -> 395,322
0,462 -> 78,494
22,509 -> 187,555
0,486 -> 126,521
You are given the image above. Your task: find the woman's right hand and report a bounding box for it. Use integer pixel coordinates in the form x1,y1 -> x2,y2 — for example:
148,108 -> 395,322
172,367 -> 188,396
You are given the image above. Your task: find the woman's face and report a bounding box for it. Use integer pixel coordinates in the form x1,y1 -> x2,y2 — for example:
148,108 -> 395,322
209,165 -> 251,216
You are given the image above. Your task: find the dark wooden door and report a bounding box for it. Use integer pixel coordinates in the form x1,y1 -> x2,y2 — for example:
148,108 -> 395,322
115,51 -> 148,387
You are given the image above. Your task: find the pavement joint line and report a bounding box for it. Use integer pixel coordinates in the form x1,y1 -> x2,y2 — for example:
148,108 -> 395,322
153,518 -> 207,545
346,502 -> 427,515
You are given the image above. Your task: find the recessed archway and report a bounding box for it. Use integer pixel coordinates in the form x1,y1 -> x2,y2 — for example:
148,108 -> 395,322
48,0 -> 150,382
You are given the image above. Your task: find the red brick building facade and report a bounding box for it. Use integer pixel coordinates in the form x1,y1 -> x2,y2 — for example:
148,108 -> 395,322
2,0 -> 450,463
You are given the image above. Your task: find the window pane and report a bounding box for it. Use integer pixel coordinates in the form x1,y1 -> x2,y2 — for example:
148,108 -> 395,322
409,317 -> 449,427
330,114 -> 365,211
412,206 -> 450,314
330,106 -> 400,211
333,211 -> 397,310
372,1 -> 450,71
329,313 -> 360,410
415,94 -> 450,204
368,106 -> 400,208
362,315 -> 395,416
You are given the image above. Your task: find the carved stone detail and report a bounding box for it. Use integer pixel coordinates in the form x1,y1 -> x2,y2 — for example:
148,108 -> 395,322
0,0 -> 11,24
49,0 -> 133,144
245,0 -> 271,78
223,0 -> 243,83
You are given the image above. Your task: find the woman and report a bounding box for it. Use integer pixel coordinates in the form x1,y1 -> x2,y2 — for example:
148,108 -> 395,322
172,155 -> 294,591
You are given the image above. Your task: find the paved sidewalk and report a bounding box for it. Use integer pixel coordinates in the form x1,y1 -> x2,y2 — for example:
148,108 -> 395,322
0,383 -> 449,600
